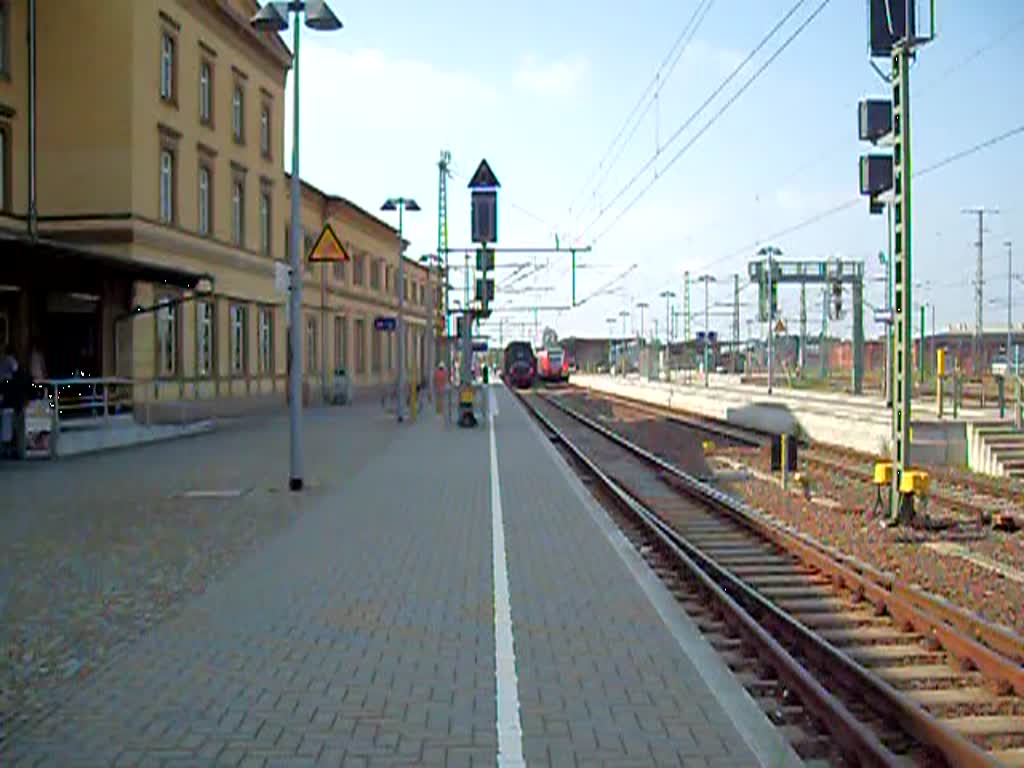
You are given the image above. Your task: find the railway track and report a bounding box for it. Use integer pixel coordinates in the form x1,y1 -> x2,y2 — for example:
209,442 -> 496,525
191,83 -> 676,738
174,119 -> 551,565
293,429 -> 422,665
566,385 -> 1020,527
516,388 -> 1024,767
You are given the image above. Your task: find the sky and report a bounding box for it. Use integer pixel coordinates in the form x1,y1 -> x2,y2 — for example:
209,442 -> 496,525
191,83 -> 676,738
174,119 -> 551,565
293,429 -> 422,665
282,0 -> 1024,347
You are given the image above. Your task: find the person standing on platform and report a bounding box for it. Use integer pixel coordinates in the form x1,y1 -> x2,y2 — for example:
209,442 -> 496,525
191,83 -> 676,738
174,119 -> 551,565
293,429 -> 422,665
433,362 -> 448,415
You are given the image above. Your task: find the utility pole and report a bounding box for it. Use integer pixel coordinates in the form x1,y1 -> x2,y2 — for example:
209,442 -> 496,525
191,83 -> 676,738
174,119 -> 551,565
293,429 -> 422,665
820,284 -> 829,380
697,275 -> 715,387
683,270 -> 692,354
1006,241 -> 1014,362
757,245 -> 781,393
919,304 -> 926,383
962,207 -> 999,375
733,274 -> 740,373
437,150 -> 452,386
799,281 -> 807,373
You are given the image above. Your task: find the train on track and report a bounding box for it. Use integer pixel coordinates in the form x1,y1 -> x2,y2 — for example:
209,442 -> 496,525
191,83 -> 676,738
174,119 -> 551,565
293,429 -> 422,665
536,345 -> 571,384
502,340 -> 574,388
502,341 -> 536,388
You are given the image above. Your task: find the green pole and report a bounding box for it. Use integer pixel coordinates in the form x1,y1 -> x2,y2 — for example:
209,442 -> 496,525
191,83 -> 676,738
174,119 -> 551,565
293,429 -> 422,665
890,42 -> 913,523
571,249 -> 576,306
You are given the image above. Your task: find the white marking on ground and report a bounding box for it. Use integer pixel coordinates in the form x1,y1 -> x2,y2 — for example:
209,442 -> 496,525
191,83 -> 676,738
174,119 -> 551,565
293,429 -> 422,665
489,392 -> 525,767
181,489 -> 245,499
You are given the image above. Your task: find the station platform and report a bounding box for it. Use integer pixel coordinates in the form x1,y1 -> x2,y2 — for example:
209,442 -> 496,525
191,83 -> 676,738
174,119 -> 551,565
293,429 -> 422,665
1,384 -> 798,767
572,373 -> 1004,466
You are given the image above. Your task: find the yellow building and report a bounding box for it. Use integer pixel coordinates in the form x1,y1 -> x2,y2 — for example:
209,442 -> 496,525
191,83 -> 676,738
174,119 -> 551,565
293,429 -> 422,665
0,0 -> 435,418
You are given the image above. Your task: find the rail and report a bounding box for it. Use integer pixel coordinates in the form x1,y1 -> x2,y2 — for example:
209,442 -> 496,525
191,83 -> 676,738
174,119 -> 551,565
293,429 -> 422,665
518,389 -> 1015,766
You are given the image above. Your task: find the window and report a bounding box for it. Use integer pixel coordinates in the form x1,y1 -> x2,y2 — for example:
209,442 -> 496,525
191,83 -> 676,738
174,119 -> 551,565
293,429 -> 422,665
197,301 -> 213,376
384,265 -> 392,295
354,252 -> 365,286
305,315 -> 318,373
370,259 -> 381,291
157,298 -> 177,376
230,304 -> 247,375
258,308 -> 273,374
198,164 -> 211,236
232,179 -> 244,246
0,126 -> 8,212
232,84 -> 244,142
332,261 -> 345,281
0,2 -> 9,77
199,60 -> 212,124
334,316 -> 347,370
371,327 -> 382,373
160,32 -> 175,102
259,191 -> 271,255
260,105 -> 271,157
387,333 -> 393,372
159,148 -> 174,223
354,319 -> 366,374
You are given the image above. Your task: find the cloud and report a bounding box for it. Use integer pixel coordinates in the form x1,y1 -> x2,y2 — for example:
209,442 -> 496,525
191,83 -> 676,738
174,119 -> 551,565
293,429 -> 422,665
283,44 -> 502,257
513,54 -> 589,95
292,45 -> 499,136
683,39 -> 745,78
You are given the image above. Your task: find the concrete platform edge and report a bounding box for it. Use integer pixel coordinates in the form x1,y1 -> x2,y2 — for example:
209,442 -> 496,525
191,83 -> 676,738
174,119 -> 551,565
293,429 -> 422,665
509,387 -> 804,768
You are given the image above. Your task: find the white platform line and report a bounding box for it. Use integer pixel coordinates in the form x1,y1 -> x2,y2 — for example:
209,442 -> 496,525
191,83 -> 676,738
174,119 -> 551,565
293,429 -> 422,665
489,392 -> 525,767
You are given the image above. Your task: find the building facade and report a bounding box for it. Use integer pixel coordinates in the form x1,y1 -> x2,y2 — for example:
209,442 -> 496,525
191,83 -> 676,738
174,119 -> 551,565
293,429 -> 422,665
0,0 -> 434,418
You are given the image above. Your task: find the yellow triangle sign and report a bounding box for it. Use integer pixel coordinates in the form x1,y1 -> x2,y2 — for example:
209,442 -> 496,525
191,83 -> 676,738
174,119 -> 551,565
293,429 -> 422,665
308,223 -> 350,263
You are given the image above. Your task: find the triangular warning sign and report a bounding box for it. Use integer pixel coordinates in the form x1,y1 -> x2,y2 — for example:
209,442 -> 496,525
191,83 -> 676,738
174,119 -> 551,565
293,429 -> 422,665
308,223 -> 350,263
467,159 -> 501,189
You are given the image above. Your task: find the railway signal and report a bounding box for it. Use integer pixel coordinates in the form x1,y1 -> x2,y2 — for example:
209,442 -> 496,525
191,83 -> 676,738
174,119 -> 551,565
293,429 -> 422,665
857,0 -> 936,525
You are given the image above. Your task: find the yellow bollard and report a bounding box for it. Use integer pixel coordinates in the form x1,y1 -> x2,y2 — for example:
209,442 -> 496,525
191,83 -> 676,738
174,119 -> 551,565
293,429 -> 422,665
936,348 -> 945,419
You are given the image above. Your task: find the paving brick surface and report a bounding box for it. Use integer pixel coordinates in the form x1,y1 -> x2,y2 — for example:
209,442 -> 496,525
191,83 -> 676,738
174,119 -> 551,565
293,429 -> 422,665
2,410 -> 496,767
4,387 -> 773,767
492,386 -> 761,767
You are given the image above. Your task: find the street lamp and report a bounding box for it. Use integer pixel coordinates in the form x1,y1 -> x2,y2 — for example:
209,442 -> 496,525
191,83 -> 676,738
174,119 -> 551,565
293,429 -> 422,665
636,301 -> 649,340
250,0 -> 343,493
381,197 -> 420,422
659,290 -> 676,344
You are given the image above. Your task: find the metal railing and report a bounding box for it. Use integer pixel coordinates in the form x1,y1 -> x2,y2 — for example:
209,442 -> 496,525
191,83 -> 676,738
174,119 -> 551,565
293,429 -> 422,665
20,377 -> 134,458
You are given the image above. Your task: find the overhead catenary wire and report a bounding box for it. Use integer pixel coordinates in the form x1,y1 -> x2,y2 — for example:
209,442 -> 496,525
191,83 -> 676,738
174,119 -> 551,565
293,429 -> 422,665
565,0 -> 717,223
569,0 -> 717,231
578,0 -> 824,245
684,13 -> 1024,246
689,120 -> 1024,277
